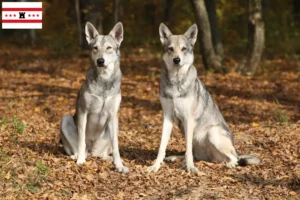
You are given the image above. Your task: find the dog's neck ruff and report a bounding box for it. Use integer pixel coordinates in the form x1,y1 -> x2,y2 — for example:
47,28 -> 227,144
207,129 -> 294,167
163,61 -> 192,85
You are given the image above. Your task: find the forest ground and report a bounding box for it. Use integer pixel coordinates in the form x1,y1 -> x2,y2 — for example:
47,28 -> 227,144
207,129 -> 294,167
0,46 -> 300,199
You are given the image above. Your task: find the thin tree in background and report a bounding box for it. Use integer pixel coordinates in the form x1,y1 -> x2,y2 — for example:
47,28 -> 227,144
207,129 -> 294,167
20,0 -> 36,46
204,0 -> 223,60
294,0 -> 300,23
190,0 -> 224,73
113,0 -> 120,24
164,0 -> 174,23
78,0 -> 102,49
75,0 -> 82,48
236,0 -> 265,76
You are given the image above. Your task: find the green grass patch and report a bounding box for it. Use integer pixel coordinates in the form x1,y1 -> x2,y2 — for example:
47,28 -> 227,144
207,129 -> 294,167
273,98 -> 289,125
35,161 -> 50,176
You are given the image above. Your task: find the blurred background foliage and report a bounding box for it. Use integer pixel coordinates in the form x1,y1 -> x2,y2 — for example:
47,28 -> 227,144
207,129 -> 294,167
0,0 -> 299,58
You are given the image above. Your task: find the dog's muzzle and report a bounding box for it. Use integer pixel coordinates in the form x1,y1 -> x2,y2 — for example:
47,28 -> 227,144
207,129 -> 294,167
96,58 -> 105,67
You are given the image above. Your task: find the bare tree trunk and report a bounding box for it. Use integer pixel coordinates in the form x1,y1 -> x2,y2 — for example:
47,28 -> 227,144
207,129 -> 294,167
29,30 -> 36,46
88,2 -> 103,35
204,0 -> 223,60
164,0 -> 174,23
20,0 -> 36,46
75,0 -> 83,48
113,0 -> 120,24
96,15 -> 103,35
80,0 -> 102,49
294,0 -> 300,23
236,0 -> 265,76
190,0 -> 224,73
119,0 -> 123,20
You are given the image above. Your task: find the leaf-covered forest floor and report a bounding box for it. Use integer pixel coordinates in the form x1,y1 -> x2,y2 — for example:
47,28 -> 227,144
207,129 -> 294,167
0,46 -> 300,199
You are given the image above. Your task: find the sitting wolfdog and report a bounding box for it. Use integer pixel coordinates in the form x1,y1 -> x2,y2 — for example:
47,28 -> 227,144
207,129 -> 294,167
60,22 -> 128,173
148,23 -> 261,174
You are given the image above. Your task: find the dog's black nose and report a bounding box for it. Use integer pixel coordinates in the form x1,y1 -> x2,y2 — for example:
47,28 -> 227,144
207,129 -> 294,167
97,58 -> 105,66
173,57 -> 181,65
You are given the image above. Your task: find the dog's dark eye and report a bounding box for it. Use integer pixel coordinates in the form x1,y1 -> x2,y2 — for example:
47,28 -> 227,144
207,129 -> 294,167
93,46 -> 98,50
168,47 -> 174,52
182,47 -> 187,51
107,46 -> 112,50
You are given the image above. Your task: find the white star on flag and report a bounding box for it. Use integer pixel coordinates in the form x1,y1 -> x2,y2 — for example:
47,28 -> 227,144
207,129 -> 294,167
2,2 -> 42,29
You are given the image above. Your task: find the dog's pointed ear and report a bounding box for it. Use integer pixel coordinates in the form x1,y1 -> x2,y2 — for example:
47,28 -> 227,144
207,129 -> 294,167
109,22 -> 124,46
85,22 -> 99,45
184,24 -> 198,46
159,23 -> 172,44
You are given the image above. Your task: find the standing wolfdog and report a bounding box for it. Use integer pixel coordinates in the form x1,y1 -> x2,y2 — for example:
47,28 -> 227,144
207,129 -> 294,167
148,23 -> 261,174
60,22 -> 128,173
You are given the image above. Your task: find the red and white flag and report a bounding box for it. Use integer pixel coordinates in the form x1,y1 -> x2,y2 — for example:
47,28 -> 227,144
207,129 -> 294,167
2,2 -> 42,29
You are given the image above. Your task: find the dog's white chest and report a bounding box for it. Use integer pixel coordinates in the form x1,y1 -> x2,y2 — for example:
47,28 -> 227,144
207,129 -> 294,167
172,96 -> 194,120
85,93 -> 120,133
88,94 -> 105,112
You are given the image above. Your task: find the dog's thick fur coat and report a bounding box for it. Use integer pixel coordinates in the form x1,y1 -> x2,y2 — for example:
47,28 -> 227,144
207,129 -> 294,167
60,22 -> 128,173
148,23 -> 261,174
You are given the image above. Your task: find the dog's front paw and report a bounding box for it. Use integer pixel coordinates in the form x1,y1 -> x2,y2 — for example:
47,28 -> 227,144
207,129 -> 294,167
226,160 -> 238,168
147,163 -> 161,173
76,158 -> 86,165
70,153 -> 78,160
116,165 -> 129,174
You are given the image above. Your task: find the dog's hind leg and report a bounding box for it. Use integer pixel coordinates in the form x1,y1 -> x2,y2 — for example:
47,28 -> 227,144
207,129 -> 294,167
207,126 -> 238,168
60,115 -> 78,159
91,126 -> 113,161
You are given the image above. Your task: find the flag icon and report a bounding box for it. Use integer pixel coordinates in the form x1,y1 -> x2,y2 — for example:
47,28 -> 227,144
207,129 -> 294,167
2,2 -> 42,29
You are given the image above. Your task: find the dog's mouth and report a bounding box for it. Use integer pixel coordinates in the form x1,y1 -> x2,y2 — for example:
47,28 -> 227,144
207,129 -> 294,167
97,64 -> 105,68
172,63 -> 183,68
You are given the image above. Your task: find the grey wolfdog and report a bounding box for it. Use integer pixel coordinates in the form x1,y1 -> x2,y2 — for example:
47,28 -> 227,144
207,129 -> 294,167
148,23 -> 261,174
60,22 -> 128,173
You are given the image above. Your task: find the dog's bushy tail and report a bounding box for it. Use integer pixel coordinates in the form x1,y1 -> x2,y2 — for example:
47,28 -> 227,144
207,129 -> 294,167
237,154 -> 261,166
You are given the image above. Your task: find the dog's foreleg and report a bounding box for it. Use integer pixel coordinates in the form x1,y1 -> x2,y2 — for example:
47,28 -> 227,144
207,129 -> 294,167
147,113 -> 173,173
184,117 -> 199,174
76,110 -> 87,165
108,115 -> 129,173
